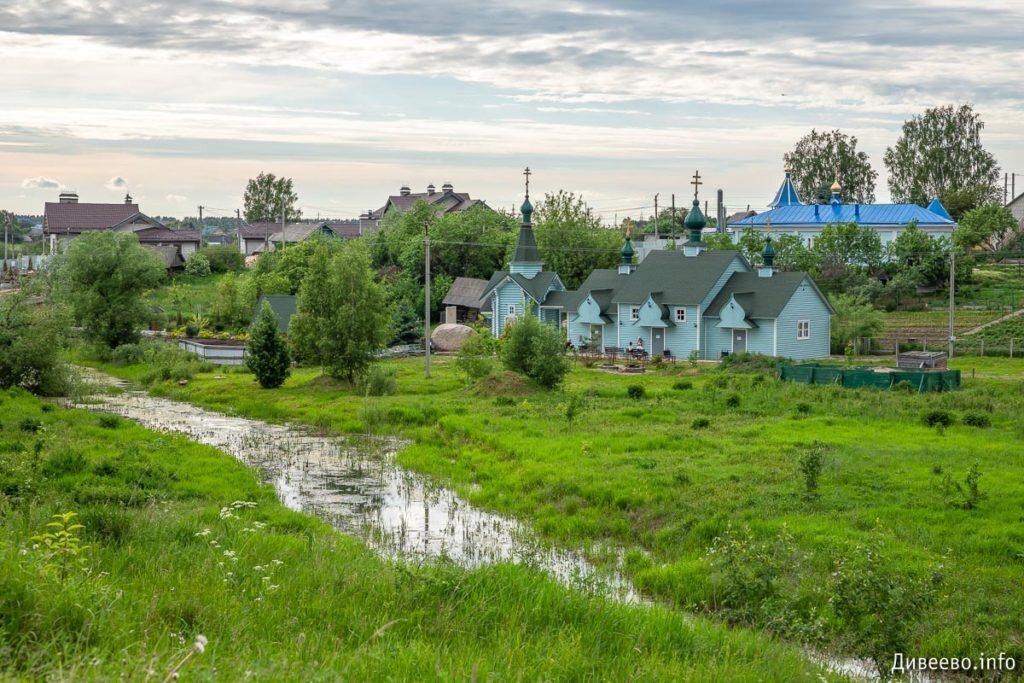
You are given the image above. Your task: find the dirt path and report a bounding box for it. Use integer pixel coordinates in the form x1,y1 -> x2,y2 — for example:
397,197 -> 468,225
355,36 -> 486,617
962,307 -> 1024,336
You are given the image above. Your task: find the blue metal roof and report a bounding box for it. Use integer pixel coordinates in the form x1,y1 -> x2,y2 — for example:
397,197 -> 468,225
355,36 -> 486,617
927,197 -> 953,221
769,172 -> 802,207
733,202 -> 955,228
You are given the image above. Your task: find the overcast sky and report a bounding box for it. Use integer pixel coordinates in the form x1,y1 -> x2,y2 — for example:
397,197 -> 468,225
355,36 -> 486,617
2,0 -> 1023,222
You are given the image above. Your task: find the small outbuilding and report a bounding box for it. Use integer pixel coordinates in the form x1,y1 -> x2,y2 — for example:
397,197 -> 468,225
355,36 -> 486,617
441,277 -> 489,323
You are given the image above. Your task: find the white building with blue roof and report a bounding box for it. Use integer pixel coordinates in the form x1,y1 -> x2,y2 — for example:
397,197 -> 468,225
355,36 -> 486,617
731,169 -> 957,246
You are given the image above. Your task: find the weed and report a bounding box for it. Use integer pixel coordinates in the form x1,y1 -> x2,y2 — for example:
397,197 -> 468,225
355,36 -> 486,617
795,402 -> 811,415
725,394 -> 741,409
627,385 -> 646,400
359,365 -> 398,397
31,511 -> 90,585
797,442 -> 826,502
672,379 -> 693,391
493,396 -> 515,407
98,414 -> 120,429
892,380 -> 915,393
691,417 -> 710,430
19,418 -> 41,433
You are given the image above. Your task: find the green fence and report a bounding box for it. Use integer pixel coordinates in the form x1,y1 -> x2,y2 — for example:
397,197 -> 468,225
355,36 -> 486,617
779,364 -> 960,393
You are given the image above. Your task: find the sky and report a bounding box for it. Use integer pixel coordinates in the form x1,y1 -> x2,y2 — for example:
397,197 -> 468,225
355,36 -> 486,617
2,0 -> 1024,223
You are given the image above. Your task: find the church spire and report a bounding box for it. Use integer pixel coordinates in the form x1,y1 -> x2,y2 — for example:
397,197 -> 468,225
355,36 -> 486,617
770,166 -> 803,207
510,167 -> 542,277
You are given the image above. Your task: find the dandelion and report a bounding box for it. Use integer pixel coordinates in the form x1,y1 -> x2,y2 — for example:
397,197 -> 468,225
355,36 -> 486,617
193,635 -> 208,654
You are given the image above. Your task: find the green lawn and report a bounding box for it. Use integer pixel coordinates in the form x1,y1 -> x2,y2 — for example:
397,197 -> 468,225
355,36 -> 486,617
87,353 -> 1024,674
0,388 -> 832,681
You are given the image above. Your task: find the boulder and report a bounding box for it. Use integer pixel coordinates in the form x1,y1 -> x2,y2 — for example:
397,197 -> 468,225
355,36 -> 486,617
431,323 -> 474,352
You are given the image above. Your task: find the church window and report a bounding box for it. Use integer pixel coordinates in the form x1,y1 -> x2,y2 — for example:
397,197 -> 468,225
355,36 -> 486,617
675,307 -> 686,322
797,320 -> 810,340
630,306 -> 640,321
507,304 -> 516,317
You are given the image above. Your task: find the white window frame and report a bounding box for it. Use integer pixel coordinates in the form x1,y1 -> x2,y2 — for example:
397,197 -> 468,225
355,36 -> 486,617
797,320 -> 810,340
507,304 -> 517,317
675,307 -> 686,323
630,306 -> 640,321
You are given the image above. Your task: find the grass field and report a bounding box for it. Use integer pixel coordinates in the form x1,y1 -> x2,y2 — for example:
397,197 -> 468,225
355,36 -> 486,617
0,387 -> 836,681
85,352 -> 1024,676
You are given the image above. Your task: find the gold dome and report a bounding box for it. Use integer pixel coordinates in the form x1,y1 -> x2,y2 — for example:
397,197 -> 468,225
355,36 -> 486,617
830,179 -> 842,192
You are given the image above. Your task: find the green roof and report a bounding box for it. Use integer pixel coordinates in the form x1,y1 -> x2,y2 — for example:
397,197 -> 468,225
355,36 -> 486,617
704,272 -> 831,319
610,250 -> 742,305
480,270 -> 562,304
511,223 -> 541,264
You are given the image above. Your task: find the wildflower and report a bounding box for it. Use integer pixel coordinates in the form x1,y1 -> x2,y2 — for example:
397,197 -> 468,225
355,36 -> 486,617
193,635 -> 208,654
195,528 -> 212,537
268,584 -> 279,592
271,559 -> 283,566
223,550 -> 236,559
253,521 -> 267,530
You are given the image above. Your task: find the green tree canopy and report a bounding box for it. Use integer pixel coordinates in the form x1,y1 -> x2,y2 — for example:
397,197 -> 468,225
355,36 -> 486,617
289,241 -> 391,381
884,104 -> 1000,205
783,129 -> 878,204
243,172 -> 302,223
955,203 -> 1018,249
533,191 -> 622,289
56,231 -> 165,348
0,285 -> 70,395
829,293 -> 885,354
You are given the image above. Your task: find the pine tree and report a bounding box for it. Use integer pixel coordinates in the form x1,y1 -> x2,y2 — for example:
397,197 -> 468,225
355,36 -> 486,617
246,300 -> 290,389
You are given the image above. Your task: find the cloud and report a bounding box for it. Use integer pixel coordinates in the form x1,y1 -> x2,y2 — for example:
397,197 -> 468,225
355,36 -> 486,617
21,176 -> 63,189
105,176 -> 129,190
165,193 -> 188,202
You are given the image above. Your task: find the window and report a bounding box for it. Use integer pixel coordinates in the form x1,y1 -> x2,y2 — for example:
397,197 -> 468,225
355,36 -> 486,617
630,306 -> 640,321
507,304 -> 516,317
797,320 -> 810,340
675,307 -> 686,322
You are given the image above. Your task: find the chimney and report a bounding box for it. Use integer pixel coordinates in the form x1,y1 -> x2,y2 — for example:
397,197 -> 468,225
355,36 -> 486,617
441,183 -> 453,193
427,184 -> 436,196
124,193 -> 133,204
58,191 -> 79,204
399,185 -> 411,197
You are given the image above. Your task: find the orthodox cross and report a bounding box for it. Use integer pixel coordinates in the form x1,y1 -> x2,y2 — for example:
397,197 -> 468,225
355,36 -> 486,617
523,166 -> 532,198
624,217 -> 633,237
766,217 -> 772,235
690,170 -> 702,199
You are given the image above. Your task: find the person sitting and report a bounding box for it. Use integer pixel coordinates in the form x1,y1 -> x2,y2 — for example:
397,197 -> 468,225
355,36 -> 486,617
635,337 -> 645,357
626,341 -> 634,356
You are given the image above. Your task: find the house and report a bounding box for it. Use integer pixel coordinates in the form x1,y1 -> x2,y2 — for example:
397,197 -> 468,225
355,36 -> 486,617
43,192 -> 200,257
380,184 -> 487,221
146,244 -> 186,272
481,188 -> 567,336
1006,191 -> 1024,225
729,169 -> 956,246
484,174 -> 833,360
441,277 -> 489,323
238,220 -> 364,255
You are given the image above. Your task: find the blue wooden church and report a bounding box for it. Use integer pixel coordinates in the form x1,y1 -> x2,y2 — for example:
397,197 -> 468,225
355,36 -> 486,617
483,170 -> 834,360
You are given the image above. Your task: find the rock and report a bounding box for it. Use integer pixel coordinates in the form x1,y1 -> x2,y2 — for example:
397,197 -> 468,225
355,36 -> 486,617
430,323 -> 474,352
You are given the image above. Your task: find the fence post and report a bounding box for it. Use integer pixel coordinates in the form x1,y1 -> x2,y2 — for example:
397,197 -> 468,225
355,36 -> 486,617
1011,338 -> 1015,359
981,339 -> 985,357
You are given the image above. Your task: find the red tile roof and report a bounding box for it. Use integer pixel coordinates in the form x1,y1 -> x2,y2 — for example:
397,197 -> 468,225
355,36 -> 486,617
44,202 -> 140,233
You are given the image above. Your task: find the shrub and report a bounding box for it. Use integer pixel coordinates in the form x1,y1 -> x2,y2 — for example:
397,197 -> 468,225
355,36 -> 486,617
719,352 -> 778,374
500,311 -> 570,389
0,289 -> 71,396
493,396 -> 515,407
691,417 -> 710,430
627,385 -> 646,400
797,442 -> 826,502
455,330 -> 497,381
795,402 -> 811,414
962,411 -> 991,428
194,244 -> 244,273
184,253 -> 211,277
359,365 -> 398,397
705,525 -> 794,623
19,418 -> 41,433
922,410 -> 954,428
246,301 -> 290,389
562,392 -> 586,427
892,380 -> 915,393
941,463 -> 986,510
111,343 -> 146,366
725,394 -> 741,408
672,380 -> 693,391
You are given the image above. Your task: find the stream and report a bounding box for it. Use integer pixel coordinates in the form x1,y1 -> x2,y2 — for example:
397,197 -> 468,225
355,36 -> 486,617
75,369 -> 908,682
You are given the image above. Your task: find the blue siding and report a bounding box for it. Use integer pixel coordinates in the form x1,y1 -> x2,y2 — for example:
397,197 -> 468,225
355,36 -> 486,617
775,278 -> 831,359
664,306 -> 698,358
703,322 -> 732,359
746,321 -> 776,355
495,281 -> 526,335
509,262 -> 542,277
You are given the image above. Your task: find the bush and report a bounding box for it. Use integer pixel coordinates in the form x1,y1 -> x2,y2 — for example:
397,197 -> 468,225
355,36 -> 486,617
892,380 -> 915,393
500,311 -> 570,389
0,289 -> 71,396
795,402 -> 811,415
922,410 -> 954,428
111,344 -> 146,366
719,352 -> 778,374
725,394 -> 741,408
358,365 -> 398,397
246,301 -> 290,389
941,463 -> 986,510
184,253 -> 211,277
194,244 -> 244,273
97,414 -> 120,430
691,417 -> 710,430
19,418 -> 41,433
672,379 -> 693,391
797,442 -> 826,502
455,330 -> 497,381
627,385 -> 646,400
493,396 -> 515,407
962,411 -> 991,428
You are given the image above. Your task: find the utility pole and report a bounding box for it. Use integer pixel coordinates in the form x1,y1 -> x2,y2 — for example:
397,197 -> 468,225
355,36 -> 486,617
948,248 -> 956,358
671,194 -> 676,239
424,223 -> 432,378
3,213 -> 8,267
1004,173 -> 1009,204
716,189 -> 725,234
654,193 -> 659,241
280,190 -> 286,252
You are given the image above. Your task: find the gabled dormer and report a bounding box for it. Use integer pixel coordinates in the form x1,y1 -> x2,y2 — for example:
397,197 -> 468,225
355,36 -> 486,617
717,293 -> 756,329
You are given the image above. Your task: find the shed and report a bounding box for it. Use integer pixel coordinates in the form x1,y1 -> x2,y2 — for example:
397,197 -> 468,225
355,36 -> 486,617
255,294 -> 297,333
441,277 -> 488,323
